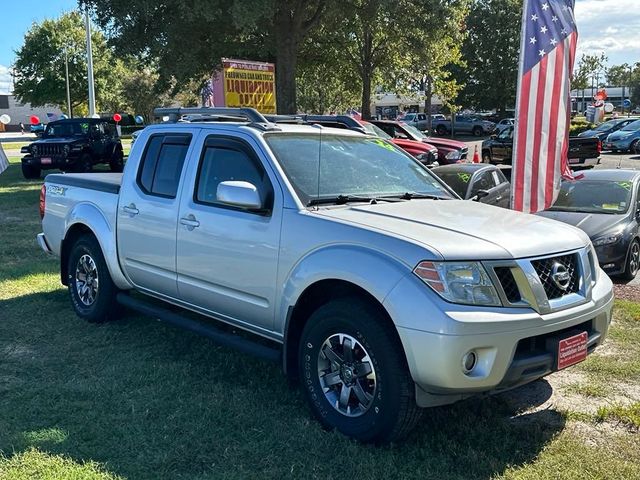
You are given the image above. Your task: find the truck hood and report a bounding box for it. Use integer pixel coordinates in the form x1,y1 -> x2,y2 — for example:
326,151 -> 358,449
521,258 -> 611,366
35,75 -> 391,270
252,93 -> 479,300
424,137 -> 466,150
33,137 -> 80,144
536,210 -> 627,239
391,138 -> 436,153
316,200 -> 588,260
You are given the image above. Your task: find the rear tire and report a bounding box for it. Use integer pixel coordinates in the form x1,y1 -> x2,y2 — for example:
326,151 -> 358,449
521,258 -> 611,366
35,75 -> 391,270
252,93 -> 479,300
21,163 -> 41,179
482,151 -> 492,163
436,125 -> 447,136
629,140 -> 639,154
472,127 -> 483,137
67,235 -> 120,323
298,297 -> 421,443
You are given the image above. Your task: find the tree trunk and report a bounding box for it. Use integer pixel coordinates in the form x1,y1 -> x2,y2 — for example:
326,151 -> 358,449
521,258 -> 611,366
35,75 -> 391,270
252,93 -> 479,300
425,76 -> 432,132
275,24 -> 299,114
360,31 -> 373,119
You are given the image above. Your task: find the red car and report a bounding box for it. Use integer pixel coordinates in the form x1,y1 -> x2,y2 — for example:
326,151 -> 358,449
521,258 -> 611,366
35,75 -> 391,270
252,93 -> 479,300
370,120 -> 469,164
359,121 -> 439,166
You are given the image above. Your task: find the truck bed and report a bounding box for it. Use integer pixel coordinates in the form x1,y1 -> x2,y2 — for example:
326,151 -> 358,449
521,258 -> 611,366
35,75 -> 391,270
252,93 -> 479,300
45,173 -> 123,194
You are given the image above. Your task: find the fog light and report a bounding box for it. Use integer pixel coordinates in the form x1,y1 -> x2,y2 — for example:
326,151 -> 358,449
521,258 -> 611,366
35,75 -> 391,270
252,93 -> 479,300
462,351 -> 477,374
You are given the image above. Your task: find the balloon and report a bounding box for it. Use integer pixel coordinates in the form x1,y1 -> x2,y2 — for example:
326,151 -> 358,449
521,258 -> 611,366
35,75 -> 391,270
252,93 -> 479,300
604,103 -> 614,113
30,115 -> 40,125
0,114 -> 10,125
134,115 -> 144,125
113,113 -> 122,122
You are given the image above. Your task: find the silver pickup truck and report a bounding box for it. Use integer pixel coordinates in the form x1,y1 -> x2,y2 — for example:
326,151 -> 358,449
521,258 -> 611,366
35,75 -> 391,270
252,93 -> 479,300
37,108 -> 613,443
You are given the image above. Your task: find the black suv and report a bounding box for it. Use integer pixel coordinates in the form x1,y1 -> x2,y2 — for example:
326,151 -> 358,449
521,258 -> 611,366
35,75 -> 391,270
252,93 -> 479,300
21,118 -> 124,179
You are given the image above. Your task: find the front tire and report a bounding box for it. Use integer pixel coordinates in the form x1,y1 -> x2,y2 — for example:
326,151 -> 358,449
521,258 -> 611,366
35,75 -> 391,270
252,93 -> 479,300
74,154 -> 92,173
621,240 -> 640,281
67,235 -> 119,323
109,149 -> 124,172
21,163 -> 41,179
482,151 -> 492,163
298,298 -> 421,443
472,127 -> 483,137
436,125 -> 447,136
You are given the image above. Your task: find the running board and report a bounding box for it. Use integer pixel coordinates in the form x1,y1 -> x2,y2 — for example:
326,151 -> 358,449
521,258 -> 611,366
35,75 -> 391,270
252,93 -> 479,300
116,293 -> 281,363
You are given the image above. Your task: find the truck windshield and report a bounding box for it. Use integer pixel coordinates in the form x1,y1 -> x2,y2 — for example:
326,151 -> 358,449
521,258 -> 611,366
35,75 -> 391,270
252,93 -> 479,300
44,122 -> 89,137
548,180 -> 632,214
361,122 -> 392,139
265,133 -> 453,206
401,123 -> 427,140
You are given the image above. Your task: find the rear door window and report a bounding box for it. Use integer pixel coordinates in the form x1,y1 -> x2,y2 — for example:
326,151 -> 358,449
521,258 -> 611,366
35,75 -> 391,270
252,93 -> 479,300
469,171 -> 494,197
137,134 -> 192,198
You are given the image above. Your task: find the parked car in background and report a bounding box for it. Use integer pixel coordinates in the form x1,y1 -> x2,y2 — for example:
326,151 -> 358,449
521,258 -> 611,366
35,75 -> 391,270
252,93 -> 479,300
578,118 -> 639,143
537,169 -> 640,280
494,118 -> 515,135
482,126 -> 601,169
432,115 -> 495,137
399,112 -> 429,131
370,120 -> 469,164
20,118 -> 124,179
604,119 -> 640,152
431,164 -> 510,208
30,123 -> 45,137
37,107 -> 613,443
265,114 -> 439,166
431,114 -> 446,122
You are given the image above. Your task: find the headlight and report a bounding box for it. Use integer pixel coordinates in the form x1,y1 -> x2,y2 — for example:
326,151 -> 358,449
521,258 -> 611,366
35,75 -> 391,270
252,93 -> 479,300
445,150 -> 461,160
592,233 -> 622,247
413,261 -> 501,306
20,146 -> 29,153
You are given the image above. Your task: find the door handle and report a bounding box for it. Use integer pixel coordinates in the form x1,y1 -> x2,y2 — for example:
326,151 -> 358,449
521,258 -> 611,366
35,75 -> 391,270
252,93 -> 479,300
180,214 -> 200,230
495,195 -> 503,201
122,203 -> 139,216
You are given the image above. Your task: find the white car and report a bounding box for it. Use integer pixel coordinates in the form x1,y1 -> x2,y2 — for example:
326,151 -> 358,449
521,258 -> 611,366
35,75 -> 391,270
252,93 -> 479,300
494,118 -> 515,135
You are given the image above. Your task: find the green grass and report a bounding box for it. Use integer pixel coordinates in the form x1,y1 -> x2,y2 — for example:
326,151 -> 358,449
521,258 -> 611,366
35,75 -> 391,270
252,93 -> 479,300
565,381 -> 609,398
1,156 -> 640,479
596,403 -> 640,430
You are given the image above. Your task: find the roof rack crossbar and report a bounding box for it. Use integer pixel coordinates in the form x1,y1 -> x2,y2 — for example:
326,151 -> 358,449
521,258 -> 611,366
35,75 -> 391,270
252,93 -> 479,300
153,107 -> 268,124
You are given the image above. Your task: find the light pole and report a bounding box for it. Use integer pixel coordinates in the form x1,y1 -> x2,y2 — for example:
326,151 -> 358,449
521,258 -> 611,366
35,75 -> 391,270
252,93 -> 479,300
64,46 -> 72,118
84,8 -> 96,117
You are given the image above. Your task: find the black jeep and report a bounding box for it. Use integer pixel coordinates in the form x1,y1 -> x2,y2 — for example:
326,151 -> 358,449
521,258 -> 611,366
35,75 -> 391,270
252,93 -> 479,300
20,118 -> 124,179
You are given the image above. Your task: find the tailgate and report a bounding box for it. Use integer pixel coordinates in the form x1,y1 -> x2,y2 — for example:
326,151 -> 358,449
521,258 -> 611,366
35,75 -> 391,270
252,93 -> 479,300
568,137 -> 600,160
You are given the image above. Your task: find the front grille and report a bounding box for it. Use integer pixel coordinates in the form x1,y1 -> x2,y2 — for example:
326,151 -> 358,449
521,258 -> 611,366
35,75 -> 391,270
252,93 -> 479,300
494,267 -> 521,303
459,147 -> 468,160
35,144 -> 64,157
531,254 -> 579,300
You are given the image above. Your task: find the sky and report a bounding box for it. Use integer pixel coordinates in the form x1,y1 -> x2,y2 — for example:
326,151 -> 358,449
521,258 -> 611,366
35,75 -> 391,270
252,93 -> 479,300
0,0 -> 639,94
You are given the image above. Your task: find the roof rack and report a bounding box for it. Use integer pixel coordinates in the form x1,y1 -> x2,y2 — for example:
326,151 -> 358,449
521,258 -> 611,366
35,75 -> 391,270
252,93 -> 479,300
153,107 -> 269,124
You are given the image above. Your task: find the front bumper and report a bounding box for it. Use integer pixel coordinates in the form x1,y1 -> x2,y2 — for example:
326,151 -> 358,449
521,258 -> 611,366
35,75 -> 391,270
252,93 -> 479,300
385,268 -> 614,407
22,154 -> 76,169
595,241 -> 628,275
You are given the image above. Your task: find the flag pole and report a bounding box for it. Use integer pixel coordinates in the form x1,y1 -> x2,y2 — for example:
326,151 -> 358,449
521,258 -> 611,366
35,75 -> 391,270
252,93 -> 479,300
85,8 -> 96,117
510,0 -> 530,210
64,46 -> 72,118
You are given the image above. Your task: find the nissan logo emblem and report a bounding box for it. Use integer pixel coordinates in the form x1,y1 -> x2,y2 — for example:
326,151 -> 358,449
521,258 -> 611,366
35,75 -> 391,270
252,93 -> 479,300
551,262 -> 571,290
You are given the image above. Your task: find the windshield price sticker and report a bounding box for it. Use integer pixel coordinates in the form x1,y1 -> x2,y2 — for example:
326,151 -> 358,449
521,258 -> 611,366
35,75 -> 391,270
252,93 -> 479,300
457,173 -> 471,183
370,139 -> 396,152
617,181 -> 632,191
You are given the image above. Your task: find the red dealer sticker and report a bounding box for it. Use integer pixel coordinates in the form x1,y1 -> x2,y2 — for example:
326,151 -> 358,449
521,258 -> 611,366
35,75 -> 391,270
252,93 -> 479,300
558,331 -> 588,370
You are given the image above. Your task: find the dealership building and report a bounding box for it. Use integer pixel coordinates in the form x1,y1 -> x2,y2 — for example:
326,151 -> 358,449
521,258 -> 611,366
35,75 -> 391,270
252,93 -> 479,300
0,94 -> 63,132
570,86 -> 634,112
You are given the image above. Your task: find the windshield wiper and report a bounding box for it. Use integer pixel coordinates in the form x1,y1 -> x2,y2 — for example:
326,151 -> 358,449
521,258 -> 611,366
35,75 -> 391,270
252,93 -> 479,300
391,192 -> 449,200
307,194 -> 403,206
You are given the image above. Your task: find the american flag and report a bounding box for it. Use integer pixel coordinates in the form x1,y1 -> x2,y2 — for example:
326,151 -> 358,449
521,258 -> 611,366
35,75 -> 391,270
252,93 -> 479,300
0,143 -> 9,175
512,0 -> 578,213
46,112 -> 58,122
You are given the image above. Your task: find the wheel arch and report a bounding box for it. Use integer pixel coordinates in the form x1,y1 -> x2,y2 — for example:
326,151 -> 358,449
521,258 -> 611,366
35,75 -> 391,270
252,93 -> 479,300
60,204 -> 131,290
282,278 -> 408,380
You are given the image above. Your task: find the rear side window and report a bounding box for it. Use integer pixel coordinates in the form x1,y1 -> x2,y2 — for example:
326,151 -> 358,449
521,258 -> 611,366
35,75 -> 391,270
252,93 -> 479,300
138,134 -> 192,198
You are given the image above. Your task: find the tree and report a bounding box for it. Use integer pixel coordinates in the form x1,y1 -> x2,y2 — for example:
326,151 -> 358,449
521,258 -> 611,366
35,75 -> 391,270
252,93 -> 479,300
81,0 -> 328,114
12,11 -> 128,115
455,0 -> 522,113
403,0 -> 469,130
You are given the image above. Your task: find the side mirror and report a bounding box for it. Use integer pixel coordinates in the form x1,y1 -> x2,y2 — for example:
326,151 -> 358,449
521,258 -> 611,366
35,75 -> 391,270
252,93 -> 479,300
216,181 -> 262,210
491,134 -> 497,140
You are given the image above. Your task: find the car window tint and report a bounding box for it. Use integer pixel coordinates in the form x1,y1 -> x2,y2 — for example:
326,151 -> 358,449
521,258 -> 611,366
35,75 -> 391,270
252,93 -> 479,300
196,146 -> 271,209
138,134 -> 191,198
469,171 -> 494,196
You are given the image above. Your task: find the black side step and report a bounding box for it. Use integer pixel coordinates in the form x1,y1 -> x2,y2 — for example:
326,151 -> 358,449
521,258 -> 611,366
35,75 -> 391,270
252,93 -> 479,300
116,293 -> 281,363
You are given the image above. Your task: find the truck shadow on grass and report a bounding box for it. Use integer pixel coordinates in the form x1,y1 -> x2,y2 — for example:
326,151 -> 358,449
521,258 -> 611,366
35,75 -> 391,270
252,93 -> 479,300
0,290 -> 565,480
